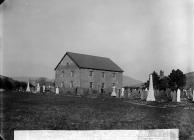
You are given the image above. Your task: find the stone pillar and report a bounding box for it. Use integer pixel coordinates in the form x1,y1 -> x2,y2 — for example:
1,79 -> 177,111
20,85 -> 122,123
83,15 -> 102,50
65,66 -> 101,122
26,82 -> 30,92
146,74 -> 155,101
177,88 -> 181,102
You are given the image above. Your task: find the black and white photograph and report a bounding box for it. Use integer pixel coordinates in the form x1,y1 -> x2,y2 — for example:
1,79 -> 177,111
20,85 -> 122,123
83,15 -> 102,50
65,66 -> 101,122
0,0 -> 194,140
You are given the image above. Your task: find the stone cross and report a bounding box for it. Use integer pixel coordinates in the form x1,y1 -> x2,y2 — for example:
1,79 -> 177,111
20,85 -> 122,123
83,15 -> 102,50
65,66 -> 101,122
146,74 -> 155,101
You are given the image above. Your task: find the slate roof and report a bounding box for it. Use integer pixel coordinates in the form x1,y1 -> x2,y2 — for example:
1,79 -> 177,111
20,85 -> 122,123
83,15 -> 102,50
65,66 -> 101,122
55,52 -> 124,72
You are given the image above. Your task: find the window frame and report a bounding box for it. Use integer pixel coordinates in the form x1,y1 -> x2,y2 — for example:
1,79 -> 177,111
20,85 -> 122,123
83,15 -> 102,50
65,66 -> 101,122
71,70 -> 74,77
70,81 -> 74,88
101,83 -> 105,89
112,72 -> 116,78
89,82 -> 93,88
89,71 -> 93,77
102,72 -> 105,78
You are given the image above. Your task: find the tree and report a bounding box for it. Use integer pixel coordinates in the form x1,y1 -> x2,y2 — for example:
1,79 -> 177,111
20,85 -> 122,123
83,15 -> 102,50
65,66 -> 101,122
159,77 -> 170,90
168,69 -> 186,90
37,77 -> 47,86
152,71 -> 160,89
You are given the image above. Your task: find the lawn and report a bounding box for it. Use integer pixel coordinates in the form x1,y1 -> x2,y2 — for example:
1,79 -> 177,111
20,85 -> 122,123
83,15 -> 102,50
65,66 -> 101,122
1,91 -> 194,140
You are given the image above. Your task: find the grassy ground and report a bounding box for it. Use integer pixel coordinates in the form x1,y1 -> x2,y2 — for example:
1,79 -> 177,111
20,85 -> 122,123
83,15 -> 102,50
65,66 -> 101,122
1,91 -> 194,140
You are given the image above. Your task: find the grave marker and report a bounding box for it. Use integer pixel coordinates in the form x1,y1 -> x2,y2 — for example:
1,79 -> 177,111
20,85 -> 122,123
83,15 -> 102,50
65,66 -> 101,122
146,74 -> 155,101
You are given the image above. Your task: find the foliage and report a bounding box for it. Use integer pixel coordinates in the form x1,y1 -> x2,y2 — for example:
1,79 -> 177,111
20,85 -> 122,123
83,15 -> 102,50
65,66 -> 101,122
152,71 -> 160,89
36,77 -> 47,85
159,77 -> 170,90
145,69 -> 185,90
168,69 -> 186,90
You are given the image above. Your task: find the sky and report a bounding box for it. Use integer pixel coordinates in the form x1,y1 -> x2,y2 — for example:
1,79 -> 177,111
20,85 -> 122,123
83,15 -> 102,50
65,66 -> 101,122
1,0 -> 194,82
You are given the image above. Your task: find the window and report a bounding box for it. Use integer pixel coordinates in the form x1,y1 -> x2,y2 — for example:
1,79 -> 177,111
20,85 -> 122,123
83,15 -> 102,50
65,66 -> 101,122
89,71 -> 93,77
67,62 -> 69,66
62,70 -> 65,77
102,72 -> 105,78
70,81 -> 73,88
90,82 -> 93,88
112,72 -> 116,78
71,71 -> 74,77
61,82 -> 65,87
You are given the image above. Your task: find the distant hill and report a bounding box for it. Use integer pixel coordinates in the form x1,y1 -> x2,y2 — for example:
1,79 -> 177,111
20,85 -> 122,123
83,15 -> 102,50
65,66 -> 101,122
13,76 -> 46,82
185,72 -> 194,89
122,75 -> 143,87
0,75 -> 30,90
13,76 -> 55,87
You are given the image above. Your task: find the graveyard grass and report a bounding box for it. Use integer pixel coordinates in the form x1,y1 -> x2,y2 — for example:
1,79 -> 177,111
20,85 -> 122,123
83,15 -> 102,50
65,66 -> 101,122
2,91 -> 194,140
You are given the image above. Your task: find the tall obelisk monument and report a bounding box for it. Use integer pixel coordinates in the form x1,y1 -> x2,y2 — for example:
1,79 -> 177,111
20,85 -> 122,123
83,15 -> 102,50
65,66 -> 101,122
146,74 -> 155,101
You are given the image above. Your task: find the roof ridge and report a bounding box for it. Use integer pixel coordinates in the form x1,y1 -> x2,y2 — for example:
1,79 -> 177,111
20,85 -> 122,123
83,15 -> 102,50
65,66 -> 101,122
55,51 -> 124,72
67,51 -> 110,59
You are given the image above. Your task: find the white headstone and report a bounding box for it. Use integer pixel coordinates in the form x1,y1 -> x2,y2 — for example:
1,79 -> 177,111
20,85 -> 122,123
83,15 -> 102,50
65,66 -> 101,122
36,83 -> 40,93
193,89 -> 194,101
177,88 -> 181,102
183,89 -> 187,97
146,74 -> 155,101
56,87 -> 59,94
111,86 -> 116,97
121,88 -> 125,98
43,85 -> 46,93
26,82 -> 30,92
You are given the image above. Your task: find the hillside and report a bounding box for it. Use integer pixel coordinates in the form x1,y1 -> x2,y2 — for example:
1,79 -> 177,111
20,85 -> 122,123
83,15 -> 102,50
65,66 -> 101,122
122,75 -> 143,87
185,72 -> 194,89
0,75 -> 28,90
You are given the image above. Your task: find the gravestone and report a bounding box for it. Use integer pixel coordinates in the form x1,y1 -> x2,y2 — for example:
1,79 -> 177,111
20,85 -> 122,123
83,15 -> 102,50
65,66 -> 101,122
171,91 -> 177,102
26,82 -> 30,92
140,89 -> 144,100
120,88 -> 125,98
193,90 -> 194,101
43,85 -> 46,93
128,90 -> 131,98
111,86 -> 116,97
146,74 -> 155,101
56,87 -> 59,94
36,83 -> 40,93
177,88 -> 181,102
142,88 -> 148,100
188,88 -> 192,99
